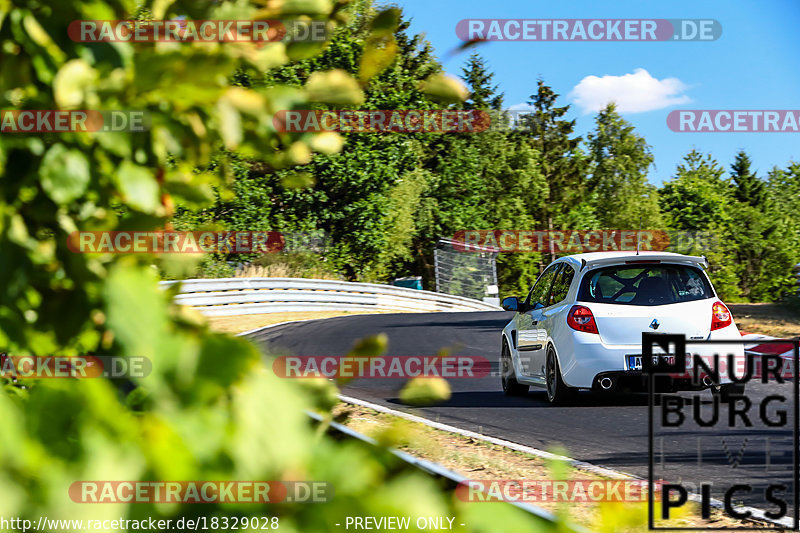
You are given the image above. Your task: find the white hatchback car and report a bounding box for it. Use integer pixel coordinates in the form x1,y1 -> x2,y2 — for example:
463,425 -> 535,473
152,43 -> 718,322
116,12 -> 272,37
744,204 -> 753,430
500,251 -> 744,404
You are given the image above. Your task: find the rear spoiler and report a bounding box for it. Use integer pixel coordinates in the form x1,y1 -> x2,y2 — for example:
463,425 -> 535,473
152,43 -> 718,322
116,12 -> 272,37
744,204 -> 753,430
580,255 -> 708,271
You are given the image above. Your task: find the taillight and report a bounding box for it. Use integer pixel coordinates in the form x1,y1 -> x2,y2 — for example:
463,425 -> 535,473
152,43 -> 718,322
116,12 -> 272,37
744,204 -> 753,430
711,301 -> 732,331
568,305 -> 598,334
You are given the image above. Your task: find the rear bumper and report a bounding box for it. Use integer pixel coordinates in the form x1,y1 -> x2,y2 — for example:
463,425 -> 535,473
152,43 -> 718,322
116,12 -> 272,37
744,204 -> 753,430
560,327 -> 744,389
592,370 -> 710,393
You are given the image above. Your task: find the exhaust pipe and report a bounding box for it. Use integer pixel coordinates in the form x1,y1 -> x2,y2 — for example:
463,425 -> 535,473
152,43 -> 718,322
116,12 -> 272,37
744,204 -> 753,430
599,377 -> 614,390
702,375 -> 714,387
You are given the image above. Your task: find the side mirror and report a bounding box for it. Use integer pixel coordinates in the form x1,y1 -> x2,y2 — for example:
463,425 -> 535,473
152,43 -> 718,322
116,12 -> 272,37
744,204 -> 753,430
501,297 -> 522,312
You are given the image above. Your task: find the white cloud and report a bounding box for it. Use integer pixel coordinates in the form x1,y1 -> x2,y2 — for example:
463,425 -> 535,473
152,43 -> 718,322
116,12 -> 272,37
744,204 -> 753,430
569,68 -> 690,114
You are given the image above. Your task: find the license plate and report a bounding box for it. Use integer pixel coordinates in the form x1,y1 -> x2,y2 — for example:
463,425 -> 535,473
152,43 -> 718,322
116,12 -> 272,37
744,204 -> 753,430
627,354 -> 675,371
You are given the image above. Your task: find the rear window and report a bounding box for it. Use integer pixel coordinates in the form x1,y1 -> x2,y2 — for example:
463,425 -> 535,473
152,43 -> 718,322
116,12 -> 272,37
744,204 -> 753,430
578,264 -> 714,306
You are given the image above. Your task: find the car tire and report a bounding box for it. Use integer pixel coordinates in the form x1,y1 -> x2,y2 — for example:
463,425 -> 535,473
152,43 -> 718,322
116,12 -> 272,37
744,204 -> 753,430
715,383 -> 746,403
501,341 -> 529,396
546,347 -> 575,405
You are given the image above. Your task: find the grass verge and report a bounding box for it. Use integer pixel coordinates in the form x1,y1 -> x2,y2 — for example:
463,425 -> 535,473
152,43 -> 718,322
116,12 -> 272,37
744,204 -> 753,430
206,310 -> 399,334
729,303 -> 800,338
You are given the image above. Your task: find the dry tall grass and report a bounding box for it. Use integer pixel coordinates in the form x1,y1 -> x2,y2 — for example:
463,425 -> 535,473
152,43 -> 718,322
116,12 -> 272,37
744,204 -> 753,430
234,262 -> 342,280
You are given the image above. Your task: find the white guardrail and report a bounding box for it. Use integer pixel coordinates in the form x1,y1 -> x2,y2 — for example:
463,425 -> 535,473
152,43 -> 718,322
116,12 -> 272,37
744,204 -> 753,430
160,278 -> 502,316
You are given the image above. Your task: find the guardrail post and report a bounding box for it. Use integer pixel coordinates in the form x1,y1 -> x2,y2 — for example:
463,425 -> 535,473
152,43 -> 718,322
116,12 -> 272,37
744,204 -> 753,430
434,248 -> 441,293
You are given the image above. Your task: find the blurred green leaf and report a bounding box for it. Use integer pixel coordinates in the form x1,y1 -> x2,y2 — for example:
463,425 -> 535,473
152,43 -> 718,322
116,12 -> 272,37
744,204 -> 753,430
217,98 -> 243,150
104,264 -> 169,357
164,180 -> 215,207
359,35 -> 397,82
264,0 -> 332,15
459,500 -> 563,533
310,131 -> 344,154
95,131 -> 132,159
305,69 -> 364,105
444,38 -> 486,59
286,40 -> 328,61
114,161 -> 160,213
596,501 -> 649,533
336,334 -> 387,385
53,59 -> 96,108
40,144 -> 90,205
280,170 -> 315,189
350,333 -> 388,357
419,73 -> 469,103
399,377 -> 451,406
238,42 -> 290,70
22,14 -> 66,65
369,7 -> 401,37
545,446 -> 571,481
223,87 -> 267,116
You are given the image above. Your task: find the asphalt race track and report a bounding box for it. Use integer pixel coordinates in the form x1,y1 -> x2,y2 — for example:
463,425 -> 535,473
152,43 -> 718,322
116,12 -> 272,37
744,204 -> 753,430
247,311 -> 796,515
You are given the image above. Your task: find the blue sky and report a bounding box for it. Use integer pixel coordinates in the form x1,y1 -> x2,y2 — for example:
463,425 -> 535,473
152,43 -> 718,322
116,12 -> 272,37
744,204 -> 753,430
394,0 -> 800,184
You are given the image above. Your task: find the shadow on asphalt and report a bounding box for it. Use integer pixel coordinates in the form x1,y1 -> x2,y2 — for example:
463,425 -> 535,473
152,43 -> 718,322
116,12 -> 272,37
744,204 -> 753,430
385,390 -> 653,409
378,318 -> 512,331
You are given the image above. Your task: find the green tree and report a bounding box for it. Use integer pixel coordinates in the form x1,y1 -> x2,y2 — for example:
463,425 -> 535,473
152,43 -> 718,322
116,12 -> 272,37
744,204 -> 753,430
586,104 -> 662,229
730,150 -> 766,207
660,150 -> 732,231
461,53 -> 504,110
724,151 -> 775,299
659,151 -> 739,299
417,130 -> 547,296
519,80 -> 588,259
190,0 -> 449,281
476,134 -> 546,295
409,54 -> 547,296
759,161 -> 800,299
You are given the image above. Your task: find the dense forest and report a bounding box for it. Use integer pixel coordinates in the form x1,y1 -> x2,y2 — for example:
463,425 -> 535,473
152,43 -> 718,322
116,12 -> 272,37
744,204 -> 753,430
175,0 -> 800,303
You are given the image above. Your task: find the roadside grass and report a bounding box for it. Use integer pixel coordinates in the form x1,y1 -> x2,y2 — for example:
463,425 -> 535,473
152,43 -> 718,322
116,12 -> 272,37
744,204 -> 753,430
729,302 -> 800,338
206,310 -> 399,334
333,403 -> 780,531
235,252 -> 343,280
235,263 -> 342,280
